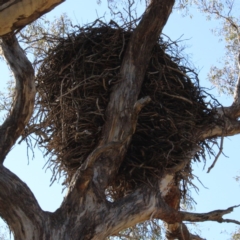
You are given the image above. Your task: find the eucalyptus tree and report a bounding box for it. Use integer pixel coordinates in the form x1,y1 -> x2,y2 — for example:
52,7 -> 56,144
0,1 -> 240,240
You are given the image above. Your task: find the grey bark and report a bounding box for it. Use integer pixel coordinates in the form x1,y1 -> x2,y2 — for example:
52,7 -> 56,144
0,0 -> 65,36
0,0 -> 240,239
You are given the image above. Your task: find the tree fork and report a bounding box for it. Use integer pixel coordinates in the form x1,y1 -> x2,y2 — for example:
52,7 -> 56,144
1,1 -> 240,239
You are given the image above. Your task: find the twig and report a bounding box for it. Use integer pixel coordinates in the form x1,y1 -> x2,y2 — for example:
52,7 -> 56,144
162,92 -> 193,105
207,135 -> 224,173
181,204 -> 240,224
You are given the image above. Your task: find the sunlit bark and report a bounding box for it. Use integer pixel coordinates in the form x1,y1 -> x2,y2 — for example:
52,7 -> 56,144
0,33 -> 35,163
0,0 -> 64,36
0,0 -> 239,239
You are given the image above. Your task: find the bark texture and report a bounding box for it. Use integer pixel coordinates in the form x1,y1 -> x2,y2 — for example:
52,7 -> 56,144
0,0 -> 64,36
0,33 -> 35,163
0,0 -> 240,239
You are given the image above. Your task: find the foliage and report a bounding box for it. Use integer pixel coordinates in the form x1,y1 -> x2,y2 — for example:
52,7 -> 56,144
179,0 -> 240,95
108,220 -> 163,240
19,13 -> 72,69
232,228 -> 240,240
0,78 -> 15,122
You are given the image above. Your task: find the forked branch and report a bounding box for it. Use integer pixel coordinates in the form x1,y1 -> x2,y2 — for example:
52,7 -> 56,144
95,185 -> 240,238
181,205 -> 240,224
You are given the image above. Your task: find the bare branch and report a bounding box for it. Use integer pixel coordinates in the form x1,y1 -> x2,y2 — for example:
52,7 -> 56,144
0,0 -> 65,36
104,187 -> 240,237
0,33 -> 35,163
181,205 -> 240,224
207,135 -> 224,173
0,165 -> 46,239
200,110 -> 240,139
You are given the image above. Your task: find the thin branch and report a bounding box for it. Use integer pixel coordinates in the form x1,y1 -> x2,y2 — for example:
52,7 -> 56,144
207,135 -> 224,173
103,187 -> 240,237
181,205 -> 240,224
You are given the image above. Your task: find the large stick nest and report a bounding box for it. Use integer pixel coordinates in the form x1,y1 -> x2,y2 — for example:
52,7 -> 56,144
32,22 -> 219,197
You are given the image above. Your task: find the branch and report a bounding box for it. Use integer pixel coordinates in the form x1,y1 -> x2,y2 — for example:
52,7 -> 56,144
181,205 -> 240,224
200,111 -> 240,139
93,186 -> 240,238
0,33 -> 35,163
78,0 -> 175,192
59,179 -> 240,239
166,223 -> 206,240
94,187 -> 177,238
207,135 -> 223,173
0,165 -> 46,239
0,0 -> 65,36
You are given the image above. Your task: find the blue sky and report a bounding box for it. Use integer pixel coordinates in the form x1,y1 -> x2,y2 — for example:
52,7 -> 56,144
1,1 -> 240,239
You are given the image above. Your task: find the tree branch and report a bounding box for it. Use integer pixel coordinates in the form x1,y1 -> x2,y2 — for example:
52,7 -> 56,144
207,135 -> 223,173
92,187 -> 176,239
200,110 -> 240,139
0,0 -> 65,36
166,223 -> 206,240
96,0 -> 175,188
68,0 -> 175,196
181,205 -> 240,224
0,165 -> 47,239
0,33 -> 35,163
91,185 -> 240,238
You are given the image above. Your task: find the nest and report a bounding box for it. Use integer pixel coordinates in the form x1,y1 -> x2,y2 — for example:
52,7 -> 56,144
33,22 -> 218,198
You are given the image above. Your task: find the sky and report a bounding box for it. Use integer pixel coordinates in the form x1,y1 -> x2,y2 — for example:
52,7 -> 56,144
0,0 -> 240,239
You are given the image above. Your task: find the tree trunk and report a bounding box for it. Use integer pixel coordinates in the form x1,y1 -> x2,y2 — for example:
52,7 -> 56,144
1,0 -> 240,239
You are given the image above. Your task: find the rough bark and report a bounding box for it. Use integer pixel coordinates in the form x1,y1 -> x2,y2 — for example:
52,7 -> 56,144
0,0 -> 65,36
0,0 -> 240,239
70,0 -> 176,195
1,164 -> 238,239
0,165 -> 47,240
0,33 -> 35,163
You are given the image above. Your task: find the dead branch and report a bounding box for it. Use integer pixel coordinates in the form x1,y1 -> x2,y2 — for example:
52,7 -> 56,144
181,205 -> 240,224
207,135 -> 224,173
